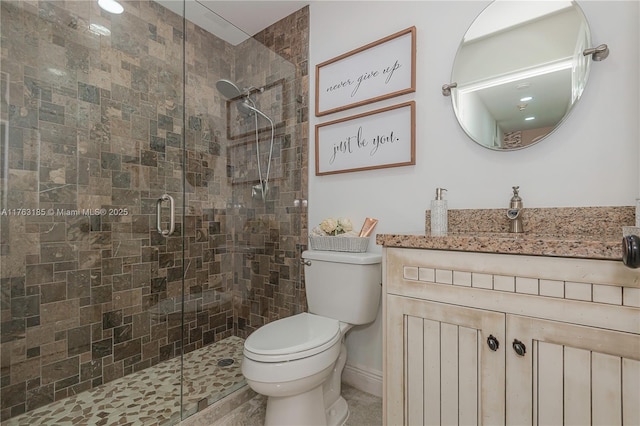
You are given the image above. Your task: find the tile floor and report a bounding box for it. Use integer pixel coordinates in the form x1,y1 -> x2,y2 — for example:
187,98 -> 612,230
5,336 -> 246,426
186,383 -> 383,426
5,334 -> 383,426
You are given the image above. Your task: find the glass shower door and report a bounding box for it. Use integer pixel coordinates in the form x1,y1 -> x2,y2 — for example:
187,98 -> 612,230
0,0 -> 187,424
176,0 -> 309,418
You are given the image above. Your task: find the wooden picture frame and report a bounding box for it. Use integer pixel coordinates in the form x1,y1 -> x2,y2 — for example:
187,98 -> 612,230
315,27 -> 416,116
315,101 -> 415,176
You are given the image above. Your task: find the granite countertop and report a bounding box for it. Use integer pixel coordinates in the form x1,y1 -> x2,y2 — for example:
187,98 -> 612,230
376,206 -> 634,261
376,232 -> 623,260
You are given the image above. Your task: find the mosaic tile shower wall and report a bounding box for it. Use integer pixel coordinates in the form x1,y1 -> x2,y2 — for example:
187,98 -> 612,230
0,0 -> 309,421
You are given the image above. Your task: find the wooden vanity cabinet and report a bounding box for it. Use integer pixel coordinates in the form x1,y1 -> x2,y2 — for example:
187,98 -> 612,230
384,247 -> 640,426
386,295 -> 505,425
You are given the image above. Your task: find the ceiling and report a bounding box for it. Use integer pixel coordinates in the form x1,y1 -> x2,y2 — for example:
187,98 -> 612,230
154,0 -> 310,45
478,68 -> 572,133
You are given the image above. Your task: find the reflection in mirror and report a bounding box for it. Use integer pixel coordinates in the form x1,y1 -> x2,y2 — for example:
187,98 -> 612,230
451,1 -> 591,150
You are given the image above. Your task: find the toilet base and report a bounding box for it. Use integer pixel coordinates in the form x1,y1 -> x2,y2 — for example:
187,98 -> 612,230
326,395 -> 349,426
264,383 -> 326,426
263,387 -> 350,426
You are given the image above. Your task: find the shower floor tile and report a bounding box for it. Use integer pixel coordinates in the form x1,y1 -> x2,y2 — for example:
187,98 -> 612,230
5,336 -> 246,426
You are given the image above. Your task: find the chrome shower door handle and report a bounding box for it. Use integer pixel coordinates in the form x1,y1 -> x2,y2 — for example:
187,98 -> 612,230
156,194 -> 175,237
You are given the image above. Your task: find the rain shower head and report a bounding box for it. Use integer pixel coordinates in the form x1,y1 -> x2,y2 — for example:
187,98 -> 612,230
215,78 -> 272,119
216,78 -> 254,115
215,79 -> 243,99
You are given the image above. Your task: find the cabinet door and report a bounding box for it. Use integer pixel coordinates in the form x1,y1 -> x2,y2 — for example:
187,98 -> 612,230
386,295 -> 506,426
507,315 -> 640,425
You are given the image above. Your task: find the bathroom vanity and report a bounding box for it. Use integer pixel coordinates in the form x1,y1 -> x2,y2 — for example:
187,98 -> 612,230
378,207 -> 640,425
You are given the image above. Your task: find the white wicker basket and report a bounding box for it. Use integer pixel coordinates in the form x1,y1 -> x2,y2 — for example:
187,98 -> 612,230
308,236 -> 369,252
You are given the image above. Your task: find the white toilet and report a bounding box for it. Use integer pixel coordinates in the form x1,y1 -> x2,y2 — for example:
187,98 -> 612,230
241,250 -> 382,426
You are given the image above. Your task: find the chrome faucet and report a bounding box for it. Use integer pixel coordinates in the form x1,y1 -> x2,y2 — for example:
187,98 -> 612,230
507,186 -> 524,233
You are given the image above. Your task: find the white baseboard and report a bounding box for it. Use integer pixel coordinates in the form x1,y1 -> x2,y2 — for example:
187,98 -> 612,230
342,362 -> 382,398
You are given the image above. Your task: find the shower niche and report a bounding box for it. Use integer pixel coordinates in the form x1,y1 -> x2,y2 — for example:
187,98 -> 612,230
217,78 -> 288,200
221,79 -> 286,141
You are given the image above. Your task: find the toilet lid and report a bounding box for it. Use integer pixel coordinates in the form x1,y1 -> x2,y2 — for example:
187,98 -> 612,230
244,313 -> 341,362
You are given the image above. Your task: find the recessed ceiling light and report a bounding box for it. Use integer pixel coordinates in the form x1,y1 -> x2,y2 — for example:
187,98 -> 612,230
520,96 -> 533,102
98,0 -> 124,14
525,116 -> 536,121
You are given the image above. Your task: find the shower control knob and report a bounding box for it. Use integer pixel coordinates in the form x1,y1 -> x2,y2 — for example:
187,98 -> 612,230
622,234 -> 640,268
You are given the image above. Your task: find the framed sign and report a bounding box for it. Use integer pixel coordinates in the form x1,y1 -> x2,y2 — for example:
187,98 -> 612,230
315,101 -> 415,176
315,26 -> 416,116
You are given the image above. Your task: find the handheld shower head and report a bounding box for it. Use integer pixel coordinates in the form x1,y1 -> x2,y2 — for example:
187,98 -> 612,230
238,100 -> 274,126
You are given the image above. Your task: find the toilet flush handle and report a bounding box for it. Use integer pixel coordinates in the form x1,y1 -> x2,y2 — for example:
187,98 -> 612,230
300,259 -> 311,266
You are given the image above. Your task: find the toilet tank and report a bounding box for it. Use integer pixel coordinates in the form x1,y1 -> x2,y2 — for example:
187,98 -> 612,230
302,250 -> 382,325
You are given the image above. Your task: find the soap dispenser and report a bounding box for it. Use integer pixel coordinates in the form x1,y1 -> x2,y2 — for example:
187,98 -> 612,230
431,188 -> 448,236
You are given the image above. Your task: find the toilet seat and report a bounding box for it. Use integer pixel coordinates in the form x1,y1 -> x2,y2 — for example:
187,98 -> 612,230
244,313 -> 341,363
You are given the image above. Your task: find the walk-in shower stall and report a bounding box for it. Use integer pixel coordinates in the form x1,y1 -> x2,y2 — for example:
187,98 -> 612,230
0,1 -> 309,423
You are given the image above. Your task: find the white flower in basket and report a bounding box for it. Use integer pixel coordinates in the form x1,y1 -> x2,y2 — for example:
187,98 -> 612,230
310,217 -> 368,252
318,217 -> 353,236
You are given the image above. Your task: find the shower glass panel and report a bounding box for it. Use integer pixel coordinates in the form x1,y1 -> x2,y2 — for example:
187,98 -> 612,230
1,0 -> 307,424
179,2 -> 306,417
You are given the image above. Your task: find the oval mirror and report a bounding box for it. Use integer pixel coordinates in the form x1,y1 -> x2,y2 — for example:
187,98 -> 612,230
450,1 -> 593,150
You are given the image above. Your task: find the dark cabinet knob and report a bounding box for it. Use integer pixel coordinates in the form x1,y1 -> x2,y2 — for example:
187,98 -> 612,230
512,339 -> 526,356
487,335 -> 499,351
622,235 -> 640,268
